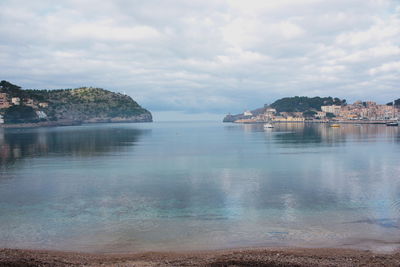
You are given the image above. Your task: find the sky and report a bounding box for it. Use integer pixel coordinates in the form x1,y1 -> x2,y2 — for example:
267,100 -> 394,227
0,0 -> 399,121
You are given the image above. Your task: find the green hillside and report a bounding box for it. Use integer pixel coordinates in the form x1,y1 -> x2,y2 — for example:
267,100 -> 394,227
270,96 -> 346,112
0,80 -> 152,124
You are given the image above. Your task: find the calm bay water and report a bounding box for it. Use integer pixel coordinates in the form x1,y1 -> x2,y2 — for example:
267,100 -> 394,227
0,122 -> 399,252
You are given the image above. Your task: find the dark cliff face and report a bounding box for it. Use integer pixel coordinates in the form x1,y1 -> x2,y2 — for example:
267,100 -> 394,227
0,81 -> 153,123
223,114 -> 236,122
223,114 -> 247,122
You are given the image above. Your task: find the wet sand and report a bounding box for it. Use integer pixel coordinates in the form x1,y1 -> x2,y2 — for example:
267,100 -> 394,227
1,247 -> 400,266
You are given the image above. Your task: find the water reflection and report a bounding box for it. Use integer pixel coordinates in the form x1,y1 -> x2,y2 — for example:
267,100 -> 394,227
0,125 -> 149,166
0,122 -> 399,252
241,123 -> 400,144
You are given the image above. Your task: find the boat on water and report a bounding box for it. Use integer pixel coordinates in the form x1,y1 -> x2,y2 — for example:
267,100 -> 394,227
386,121 -> 399,126
330,124 -> 340,128
264,123 -> 274,129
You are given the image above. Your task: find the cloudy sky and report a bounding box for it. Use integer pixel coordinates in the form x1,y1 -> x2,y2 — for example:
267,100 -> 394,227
0,0 -> 399,120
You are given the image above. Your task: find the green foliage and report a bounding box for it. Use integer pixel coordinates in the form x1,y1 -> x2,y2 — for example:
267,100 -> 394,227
303,110 -> 317,118
0,80 -> 152,123
387,99 -> 400,106
0,80 -> 21,93
326,112 -> 335,118
40,87 -> 149,120
270,96 -> 345,112
4,106 -> 38,123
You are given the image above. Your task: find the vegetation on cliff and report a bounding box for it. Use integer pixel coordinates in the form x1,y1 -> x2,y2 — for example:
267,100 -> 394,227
270,96 -> 345,112
387,99 -> 400,106
3,106 -> 39,123
0,80 -> 152,124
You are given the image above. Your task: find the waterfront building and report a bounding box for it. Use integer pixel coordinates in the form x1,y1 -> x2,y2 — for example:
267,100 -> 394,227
316,111 -> 326,119
243,110 -> 253,116
261,108 -> 277,121
337,102 -> 398,121
321,105 -> 341,116
265,108 -> 276,114
272,116 -> 305,122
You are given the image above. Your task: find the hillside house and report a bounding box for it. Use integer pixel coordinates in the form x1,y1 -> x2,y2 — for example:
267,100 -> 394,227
11,97 -> 20,105
0,93 -> 10,109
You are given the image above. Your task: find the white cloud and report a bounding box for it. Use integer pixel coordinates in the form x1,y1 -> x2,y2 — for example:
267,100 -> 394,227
335,16 -> 399,46
369,61 -> 400,75
66,23 -> 161,42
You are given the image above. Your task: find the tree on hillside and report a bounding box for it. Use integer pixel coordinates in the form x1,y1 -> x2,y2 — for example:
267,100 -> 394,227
326,112 -> 335,118
270,96 -> 345,112
0,80 -> 21,93
4,106 -> 39,123
387,99 -> 400,106
303,110 -> 317,118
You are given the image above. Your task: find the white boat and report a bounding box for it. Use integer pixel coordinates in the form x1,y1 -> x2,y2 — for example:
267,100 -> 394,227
264,123 -> 274,128
386,121 -> 398,126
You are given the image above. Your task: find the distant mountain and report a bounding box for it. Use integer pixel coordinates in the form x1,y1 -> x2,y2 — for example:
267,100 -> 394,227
223,96 -> 346,122
0,80 -> 152,124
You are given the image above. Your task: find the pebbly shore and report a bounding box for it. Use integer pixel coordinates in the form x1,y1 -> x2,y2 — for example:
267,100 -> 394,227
1,247 -> 400,266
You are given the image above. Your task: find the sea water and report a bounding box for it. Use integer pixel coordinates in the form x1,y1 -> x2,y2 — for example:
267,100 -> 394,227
0,122 -> 399,252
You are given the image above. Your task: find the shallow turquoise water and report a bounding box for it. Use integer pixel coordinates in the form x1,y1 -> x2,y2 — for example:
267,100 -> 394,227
0,122 -> 399,252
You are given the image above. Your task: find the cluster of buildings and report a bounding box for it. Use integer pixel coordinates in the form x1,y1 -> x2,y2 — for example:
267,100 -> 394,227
237,108 -> 306,123
0,93 -> 49,124
316,101 -> 398,121
236,101 -> 399,123
256,108 -> 306,122
0,93 -> 21,108
336,101 -> 398,121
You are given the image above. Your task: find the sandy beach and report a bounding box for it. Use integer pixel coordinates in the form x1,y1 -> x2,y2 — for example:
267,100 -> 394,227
1,247 -> 400,266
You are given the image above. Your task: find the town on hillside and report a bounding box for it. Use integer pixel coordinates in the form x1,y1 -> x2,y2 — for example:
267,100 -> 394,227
224,97 -> 399,124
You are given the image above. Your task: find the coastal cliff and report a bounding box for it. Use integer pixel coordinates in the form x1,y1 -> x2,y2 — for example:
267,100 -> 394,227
0,80 -> 152,125
223,107 -> 265,122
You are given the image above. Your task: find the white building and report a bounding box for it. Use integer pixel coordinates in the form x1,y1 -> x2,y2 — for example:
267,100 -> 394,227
265,108 -> 277,114
0,114 -> 4,124
316,111 -> 326,118
36,111 -> 47,119
321,105 -> 341,116
11,97 -> 20,105
243,110 -> 253,116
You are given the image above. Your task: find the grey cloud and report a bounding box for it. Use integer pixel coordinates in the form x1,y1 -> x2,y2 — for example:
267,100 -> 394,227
0,0 -> 399,116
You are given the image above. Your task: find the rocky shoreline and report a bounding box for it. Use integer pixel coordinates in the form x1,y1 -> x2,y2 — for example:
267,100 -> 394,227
1,247 -> 400,266
0,115 -> 153,129
230,120 -> 391,124
0,120 -> 82,128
